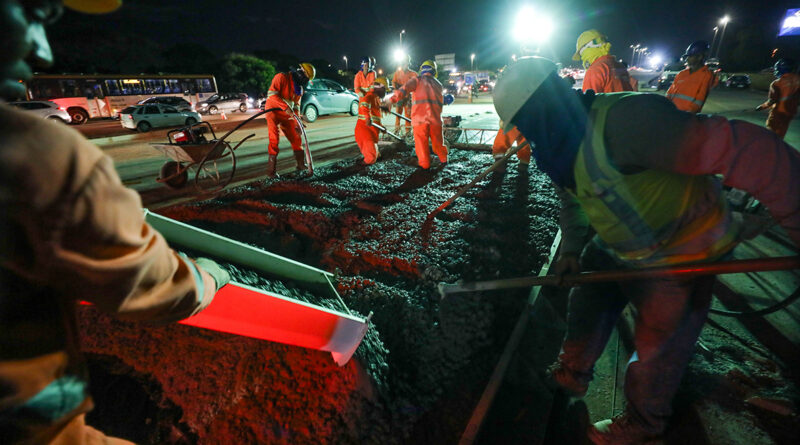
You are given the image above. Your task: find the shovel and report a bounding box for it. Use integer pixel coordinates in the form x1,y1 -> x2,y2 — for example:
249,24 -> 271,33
426,142 -> 529,220
371,122 -> 405,142
439,255 -> 800,299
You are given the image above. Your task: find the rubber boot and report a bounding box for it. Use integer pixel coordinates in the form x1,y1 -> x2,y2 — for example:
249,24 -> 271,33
266,154 -> 279,179
293,150 -> 307,171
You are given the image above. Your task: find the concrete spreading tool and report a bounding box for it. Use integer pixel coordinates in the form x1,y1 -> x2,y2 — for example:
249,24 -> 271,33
439,256 -> 800,298
371,122 -> 404,142
426,142 -> 529,220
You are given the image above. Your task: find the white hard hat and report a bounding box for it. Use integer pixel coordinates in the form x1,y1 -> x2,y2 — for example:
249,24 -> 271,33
493,57 -> 558,132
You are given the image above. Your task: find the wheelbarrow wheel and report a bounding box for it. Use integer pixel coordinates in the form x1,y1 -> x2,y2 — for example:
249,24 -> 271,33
159,161 -> 189,189
195,141 -> 236,193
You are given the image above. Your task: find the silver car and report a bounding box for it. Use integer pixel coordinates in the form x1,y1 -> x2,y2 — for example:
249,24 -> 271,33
301,79 -> 359,122
8,100 -> 72,123
196,93 -> 251,115
119,104 -> 202,132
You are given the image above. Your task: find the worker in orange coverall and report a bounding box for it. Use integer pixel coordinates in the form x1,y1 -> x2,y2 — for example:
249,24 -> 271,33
385,60 -> 447,169
573,29 -> 633,94
492,120 -> 531,168
355,78 -> 388,164
666,41 -> 718,113
264,63 -> 316,178
1,1 -> 230,443
354,56 -> 376,97
620,61 -> 638,91
757,58 -> 800,139
392,54 -> 417,134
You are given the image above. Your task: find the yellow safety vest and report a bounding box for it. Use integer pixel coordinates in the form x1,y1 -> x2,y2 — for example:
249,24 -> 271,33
570,93 -> 739,266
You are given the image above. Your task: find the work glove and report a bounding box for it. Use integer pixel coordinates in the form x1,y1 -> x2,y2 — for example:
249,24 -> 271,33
194,257 -> 231,291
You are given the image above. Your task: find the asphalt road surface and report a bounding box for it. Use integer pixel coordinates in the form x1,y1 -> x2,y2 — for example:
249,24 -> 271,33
83,87 -> 784,208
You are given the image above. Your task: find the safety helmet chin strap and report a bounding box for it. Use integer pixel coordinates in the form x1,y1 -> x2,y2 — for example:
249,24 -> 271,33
510,73 -> 594,189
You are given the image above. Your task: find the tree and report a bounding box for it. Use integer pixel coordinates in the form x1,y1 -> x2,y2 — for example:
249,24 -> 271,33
214,53 -> 276,96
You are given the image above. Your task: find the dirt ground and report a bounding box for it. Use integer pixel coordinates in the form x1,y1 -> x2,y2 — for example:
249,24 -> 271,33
78,141 -> 561,444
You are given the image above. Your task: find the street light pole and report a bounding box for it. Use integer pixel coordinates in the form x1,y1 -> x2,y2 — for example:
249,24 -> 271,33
400,29 -> 405,46
716,16 -> 730,59
630,44 -> 639,66
343,55 -> 348,71
710,26 -> 719,58
471,53 -> 475,71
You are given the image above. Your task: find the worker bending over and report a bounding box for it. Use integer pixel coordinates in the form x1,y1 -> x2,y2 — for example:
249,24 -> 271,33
666,41 -> 718,113
574,29 -> 633,93
386,60 -> 448,169
264,63 -> 316,178
757,58 -> 800,138
493,57 -> 799,445
355,78 -> 388,164
392,54 -> 417,134
354,56 -> 376,97
1,1 -> 230,443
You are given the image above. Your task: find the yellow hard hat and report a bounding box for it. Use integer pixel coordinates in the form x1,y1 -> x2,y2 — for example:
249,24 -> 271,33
63,0 -> 122,14
572,29 -> 608,61
299,63 -> 316,81
420,60 -> 437,77
374,77 -> 389,88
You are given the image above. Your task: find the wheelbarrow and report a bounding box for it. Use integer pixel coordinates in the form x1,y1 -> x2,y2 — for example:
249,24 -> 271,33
151,108 -> 313,193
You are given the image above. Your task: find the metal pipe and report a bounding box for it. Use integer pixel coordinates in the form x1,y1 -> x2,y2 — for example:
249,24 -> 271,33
386,108 -> 411,123
439,255 -> 800,298
371,122 -> 405,142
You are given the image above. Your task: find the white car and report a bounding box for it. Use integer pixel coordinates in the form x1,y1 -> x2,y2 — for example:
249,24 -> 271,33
8,100 -> 71,123
119,104 -> 202,132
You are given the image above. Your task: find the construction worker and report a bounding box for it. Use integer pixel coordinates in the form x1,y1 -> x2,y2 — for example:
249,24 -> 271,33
354,78 -> 388,164
573,29 -> 633,93
264,63 -> 315,178
0,1 -> 230,443
493,57 -> 800,444
492,120 -> 530,168
666,41 -> 718,113
756,58 -> 800,138
392,54 -> 417,134
385,60 -> 448,169
354,56 -> 376,97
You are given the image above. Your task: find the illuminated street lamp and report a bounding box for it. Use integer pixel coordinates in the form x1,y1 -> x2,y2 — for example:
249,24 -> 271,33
400,29 -> 405,46
716,15 -> 730,59
343,55 -> 348,71
471,53 -> 476,71
513,6 -> 554,51
710,26 -> 719,57
630,43 -> 640,65
636,47 -> 648,67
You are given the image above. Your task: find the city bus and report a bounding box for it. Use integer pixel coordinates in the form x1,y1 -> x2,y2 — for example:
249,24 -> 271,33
24,74 -> 218,124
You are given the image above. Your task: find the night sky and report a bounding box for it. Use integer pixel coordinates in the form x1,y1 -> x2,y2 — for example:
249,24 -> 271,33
53,0 -> 797,72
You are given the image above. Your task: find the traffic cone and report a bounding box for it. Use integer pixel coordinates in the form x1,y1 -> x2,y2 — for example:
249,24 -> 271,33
221,111 -> 227,120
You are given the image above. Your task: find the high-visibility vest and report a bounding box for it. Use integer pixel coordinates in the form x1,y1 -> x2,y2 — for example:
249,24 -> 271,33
408,74 -> 443,126
570,93 -> 739,266
666,66 -> 717,113
357,93 -> 382,124
771,73 -> 800,116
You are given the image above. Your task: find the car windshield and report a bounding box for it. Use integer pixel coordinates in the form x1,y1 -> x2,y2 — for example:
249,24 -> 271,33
205,94 -> 219,102
121,106 -> 136,114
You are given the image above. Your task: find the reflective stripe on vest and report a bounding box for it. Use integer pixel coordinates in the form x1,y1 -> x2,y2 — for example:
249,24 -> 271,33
571,93 -> 738,266
668,93 -> 705,108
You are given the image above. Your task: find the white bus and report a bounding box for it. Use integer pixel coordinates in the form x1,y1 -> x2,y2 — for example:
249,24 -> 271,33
24,74 -> 218,124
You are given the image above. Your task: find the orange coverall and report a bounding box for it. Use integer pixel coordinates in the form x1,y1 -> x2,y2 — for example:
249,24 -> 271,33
354,70 -> 376,97
392,68 -> 417,131
355,91 -> 383,164
666,65 -> 718,113
629,75 -> 639,92
265,72 -> 303,156
492,126 -> 531,165
582,55 -> 634,93
761,72 -> 800,138
390,73 -> 447,169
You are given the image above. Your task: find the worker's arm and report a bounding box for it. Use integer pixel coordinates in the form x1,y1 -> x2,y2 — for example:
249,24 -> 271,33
390,76 -> 417,103
0,114 -> 224,324
555,186 -> 591,275
757,80 -> 779,110
606,94 -> 800,248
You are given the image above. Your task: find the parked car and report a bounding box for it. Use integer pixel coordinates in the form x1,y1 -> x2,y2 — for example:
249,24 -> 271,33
725,74 -> 751,89
656,71 -> 679,90
137,96 -> 193,111
196,93 -> 251,115
266,79 -> 358,122
119,104 -> 202,132
8,100 -> 71,123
